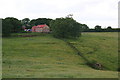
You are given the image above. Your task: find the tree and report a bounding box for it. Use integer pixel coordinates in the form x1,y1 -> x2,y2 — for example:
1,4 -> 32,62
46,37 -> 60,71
2,19 -> 12,37
30,18 -> 52,25
106,26 -> 112,32
29,19 -> 36,26
50,17 -> 82,38
66,14 -> 73,18
3,17 -> 22,33
81,24 -> 89,31
21,18 -> 31,29
21,18 -> 30,25
95,25 -> 102,32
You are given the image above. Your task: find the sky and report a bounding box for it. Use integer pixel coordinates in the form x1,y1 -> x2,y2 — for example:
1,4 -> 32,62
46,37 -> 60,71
0,0 -> 119,28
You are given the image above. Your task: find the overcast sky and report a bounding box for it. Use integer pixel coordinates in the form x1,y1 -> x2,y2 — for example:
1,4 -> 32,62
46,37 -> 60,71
0,0 -> 119,28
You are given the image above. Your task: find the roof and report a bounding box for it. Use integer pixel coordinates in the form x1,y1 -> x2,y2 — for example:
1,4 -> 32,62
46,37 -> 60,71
37,25 -> 47,28
33,24 -> 48,28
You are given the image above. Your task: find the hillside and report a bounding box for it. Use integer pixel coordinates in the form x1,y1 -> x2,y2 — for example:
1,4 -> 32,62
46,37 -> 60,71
66,32 -> 118,71
2,33 -> 118,78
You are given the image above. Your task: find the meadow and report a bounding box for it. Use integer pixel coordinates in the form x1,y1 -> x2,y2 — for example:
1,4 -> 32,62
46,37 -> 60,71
2,32 -> 118,78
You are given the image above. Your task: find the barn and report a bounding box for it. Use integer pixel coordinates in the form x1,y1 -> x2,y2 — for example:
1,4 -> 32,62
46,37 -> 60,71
32,24 -> 50,33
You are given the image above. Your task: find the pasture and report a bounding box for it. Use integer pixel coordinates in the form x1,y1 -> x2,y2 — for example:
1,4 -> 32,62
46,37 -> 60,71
67,32 -> 118,71
2,32 -> 118,78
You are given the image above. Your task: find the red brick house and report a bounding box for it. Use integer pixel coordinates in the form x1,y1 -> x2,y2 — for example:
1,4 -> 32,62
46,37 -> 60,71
32,24 -> 50,33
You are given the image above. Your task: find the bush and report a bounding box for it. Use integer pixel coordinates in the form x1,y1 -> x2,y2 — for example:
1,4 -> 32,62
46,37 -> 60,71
50,17 -> 82,38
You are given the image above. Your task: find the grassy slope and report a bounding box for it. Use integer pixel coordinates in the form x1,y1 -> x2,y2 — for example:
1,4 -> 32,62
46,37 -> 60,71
67,32 -> 118,71
2,33 -> 118,78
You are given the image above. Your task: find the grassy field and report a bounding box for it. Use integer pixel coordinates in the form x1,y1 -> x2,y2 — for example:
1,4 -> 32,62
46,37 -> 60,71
66,32 -> 118,71
2,32 -> 118,78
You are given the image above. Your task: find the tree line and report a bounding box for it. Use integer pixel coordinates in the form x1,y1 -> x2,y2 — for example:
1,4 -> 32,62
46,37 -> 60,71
2,17 -> 52,37
82,25 -> 120,32
2,17 -> 119,37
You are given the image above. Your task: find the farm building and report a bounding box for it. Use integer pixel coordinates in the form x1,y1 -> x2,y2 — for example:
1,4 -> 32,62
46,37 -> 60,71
32,24 -> 50,33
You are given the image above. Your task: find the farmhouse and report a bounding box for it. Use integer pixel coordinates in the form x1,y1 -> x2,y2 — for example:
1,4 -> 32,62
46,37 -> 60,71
32,24 -> 50,33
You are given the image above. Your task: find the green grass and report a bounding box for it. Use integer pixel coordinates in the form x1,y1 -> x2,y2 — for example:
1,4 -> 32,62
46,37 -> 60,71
2,32 -> 118,78
67,32 -> 118,71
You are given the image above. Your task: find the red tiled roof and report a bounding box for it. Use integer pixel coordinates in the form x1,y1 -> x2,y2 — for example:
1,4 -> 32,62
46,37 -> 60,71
37,25 -> 47,28
32,24 -> 47,28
